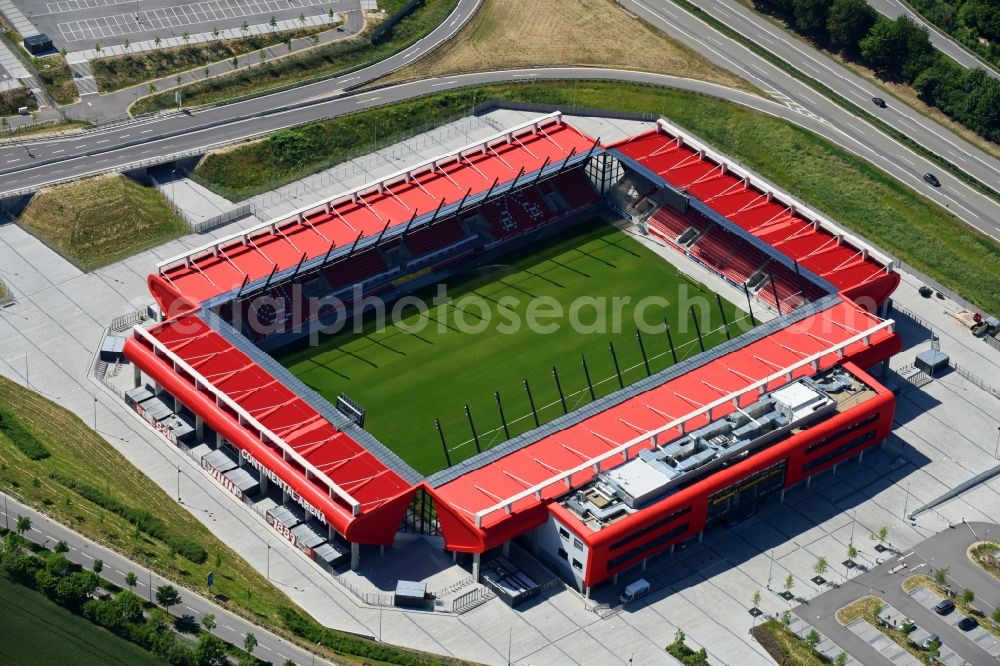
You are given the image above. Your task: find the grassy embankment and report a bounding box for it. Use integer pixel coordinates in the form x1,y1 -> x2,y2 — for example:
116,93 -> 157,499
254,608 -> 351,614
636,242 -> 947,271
196,81 -> 1000,315
91,24 -> 330,93
132,0 -> 458,114
17,174 -> 188,271
750,619 -> 834,666
0,374 -> 471,665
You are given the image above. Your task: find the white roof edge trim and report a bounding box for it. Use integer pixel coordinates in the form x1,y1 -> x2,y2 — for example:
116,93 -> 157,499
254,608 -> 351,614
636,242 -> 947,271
653,119 -> 895,271
158,111 -> 566,274
131,324 -> 363,514
471,317 -> 895,527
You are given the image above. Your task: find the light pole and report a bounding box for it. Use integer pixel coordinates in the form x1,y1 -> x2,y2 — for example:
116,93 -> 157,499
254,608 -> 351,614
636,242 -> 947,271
93,396 -> 98,430
903,483 -> 911,520
3,491 -> 8,531
176,466 -> 181,503
994,426 -> 999,459
266,542 -> 270,579
767,549 -> 774,590
148,558 -> 157,603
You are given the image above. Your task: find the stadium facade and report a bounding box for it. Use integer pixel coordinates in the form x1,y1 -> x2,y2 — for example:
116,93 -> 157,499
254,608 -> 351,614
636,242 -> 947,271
122,112 -> 902,594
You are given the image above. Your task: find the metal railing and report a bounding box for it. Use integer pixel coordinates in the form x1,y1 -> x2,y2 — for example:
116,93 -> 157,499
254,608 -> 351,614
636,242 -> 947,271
953,363 -> 1000,401
187,203 -> 254,234
451,586 -> 494,613
334,574 -> 395,607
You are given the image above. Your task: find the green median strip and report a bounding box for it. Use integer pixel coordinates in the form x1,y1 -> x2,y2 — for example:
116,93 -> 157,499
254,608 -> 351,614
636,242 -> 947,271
670,0 -> 1000,203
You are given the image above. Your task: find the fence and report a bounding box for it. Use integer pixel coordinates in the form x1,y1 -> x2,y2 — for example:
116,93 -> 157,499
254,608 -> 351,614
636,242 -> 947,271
109,309 -> 148,333
334,574 -> 395,607
187,203 -> 254,234
451,586 -> 494,613
953,363 -> 1000,401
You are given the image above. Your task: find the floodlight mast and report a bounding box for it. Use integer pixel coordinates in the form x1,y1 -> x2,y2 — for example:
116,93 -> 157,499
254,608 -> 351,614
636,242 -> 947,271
472,318 -> 895,527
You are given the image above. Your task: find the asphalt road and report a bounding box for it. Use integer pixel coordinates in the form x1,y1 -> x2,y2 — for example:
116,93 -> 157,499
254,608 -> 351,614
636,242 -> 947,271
0,492 -> 333,666
626,0 -> 1000,240
866,0 -> 999,77
801,521 -> 1000,666
1,0 -> 999,244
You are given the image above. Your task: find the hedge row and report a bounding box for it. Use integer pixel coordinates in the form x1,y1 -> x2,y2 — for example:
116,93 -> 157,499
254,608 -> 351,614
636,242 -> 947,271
52,474 -> 207,564
0,410 -> 51,460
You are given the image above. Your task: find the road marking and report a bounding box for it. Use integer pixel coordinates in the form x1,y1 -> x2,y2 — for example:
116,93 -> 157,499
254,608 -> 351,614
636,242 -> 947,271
74,144 -> 87,148
6,159 -> 19,164
224,625 -> 235,631
431,80 -> 458,87
512,73 -> 538,78
119,134 -> 130,138
185,605 -> 197,612
52,149 -> 65,154
895,153 -> 916,168
258,644 -> 272,651
141,129 -> 153,134
96,139 -> 109,144
355,97 -> 380,104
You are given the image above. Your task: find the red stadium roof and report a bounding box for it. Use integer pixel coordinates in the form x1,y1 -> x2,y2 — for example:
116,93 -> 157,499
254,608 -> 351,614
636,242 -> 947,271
609,123 -> 898,302
428,298 -> 899,551
124,315 -> 415,543
152,114 -> 597,309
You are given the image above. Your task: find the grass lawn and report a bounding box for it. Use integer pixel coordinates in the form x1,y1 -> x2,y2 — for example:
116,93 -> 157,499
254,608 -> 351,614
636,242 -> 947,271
751,619 -> 833,666
198,81 -> 1000,314
970,542 -> 1000,581
18,174 -> 188,271
385,0 -> 749,92
0,374 -> 464,665
0,87 -> 36,116
275,217 -> 745,474
92,24 -> 329,93
0,577 -> 166,666
132,0 -> 457,114
32,55 -> 77,106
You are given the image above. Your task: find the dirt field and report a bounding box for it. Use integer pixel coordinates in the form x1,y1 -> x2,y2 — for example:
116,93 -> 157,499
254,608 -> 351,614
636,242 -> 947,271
387,0 -> 750,90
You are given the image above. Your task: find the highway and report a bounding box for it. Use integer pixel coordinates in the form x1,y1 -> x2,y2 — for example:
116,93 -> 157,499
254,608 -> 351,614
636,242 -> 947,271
0,0 -> 999,245
624,0 -> 1000,240
866,0 -> 999,77
0,492 -> 334,666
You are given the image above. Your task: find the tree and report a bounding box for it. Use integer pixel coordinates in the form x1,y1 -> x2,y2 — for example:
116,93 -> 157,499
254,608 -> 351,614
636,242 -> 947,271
243,632 -> 257,654
792,0 -> 830,36
54,540 -> 69,553
182,31 -> 190,43
269,15 -> 277,29
155,584 -> 181,611
805,628 -> 821,649
312,34 -> 320,46
299,11 -> 306,24
962,588 -> 975,604
204,67 -> 210,78
283,660 -> 297,666
933,566 -> 950,587
193,633 -> 228,666
92,558 -> 103,574
846,543 -> 858,562
784,574 -> 795,596
752,590 -> 762,609
112,589 -> 144,625
212,26 -> 220,38
148,83 -> 157,95
328,8 -> 335,23
15,515 -> 30,536
814,556 -> 829,577
780,610 -> 792,626
241,20 -> 249,33
991,606 -> 1000,626
123,38 -> 130,51
826,0 -> 877,53
877,526 -> 889,545
94,42 -> 101,53
834,653 -> 848,666
201,612 -> 216,631
259,49 -> 266,65
231,57 -> 238,70
154,36 -> 161,49
125,571 -> 137,591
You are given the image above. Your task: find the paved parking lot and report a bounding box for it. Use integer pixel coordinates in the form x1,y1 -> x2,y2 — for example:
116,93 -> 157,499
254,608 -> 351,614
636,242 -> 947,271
911,585 -> 1000,660
14,0 -> 359,49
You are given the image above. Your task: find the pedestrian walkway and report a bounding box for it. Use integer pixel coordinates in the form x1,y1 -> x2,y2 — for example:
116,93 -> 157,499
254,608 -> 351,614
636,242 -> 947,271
0,38 -> 29,80
0,0 -> 39,38
69,59 -> 98,96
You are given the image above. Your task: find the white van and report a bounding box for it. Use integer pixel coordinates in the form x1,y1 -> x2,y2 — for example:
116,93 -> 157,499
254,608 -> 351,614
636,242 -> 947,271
620,579 -> 651,604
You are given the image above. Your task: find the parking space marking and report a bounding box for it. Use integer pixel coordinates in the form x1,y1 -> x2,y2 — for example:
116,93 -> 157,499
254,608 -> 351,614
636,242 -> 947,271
55,0 -> 338,41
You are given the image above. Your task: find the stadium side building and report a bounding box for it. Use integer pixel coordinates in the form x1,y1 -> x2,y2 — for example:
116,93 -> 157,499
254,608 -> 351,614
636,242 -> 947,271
122,112 -> 902,593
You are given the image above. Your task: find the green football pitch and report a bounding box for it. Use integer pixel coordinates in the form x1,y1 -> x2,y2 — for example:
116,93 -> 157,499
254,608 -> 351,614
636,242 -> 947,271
275,218 -> 749,475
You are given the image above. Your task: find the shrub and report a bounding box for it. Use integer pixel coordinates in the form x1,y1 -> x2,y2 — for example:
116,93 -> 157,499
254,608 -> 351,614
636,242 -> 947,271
0,410 -> 51,460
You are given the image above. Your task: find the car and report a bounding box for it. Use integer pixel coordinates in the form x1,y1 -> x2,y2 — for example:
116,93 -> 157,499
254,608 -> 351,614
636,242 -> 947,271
924,173 -> 941,187
921,634 -> 940,650
872,97 -> 886,108
958,616 -> 978,631
934,599 -> 955,615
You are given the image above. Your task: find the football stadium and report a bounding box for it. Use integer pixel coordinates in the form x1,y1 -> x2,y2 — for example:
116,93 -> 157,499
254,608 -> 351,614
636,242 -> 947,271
121,112 -> 903,597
